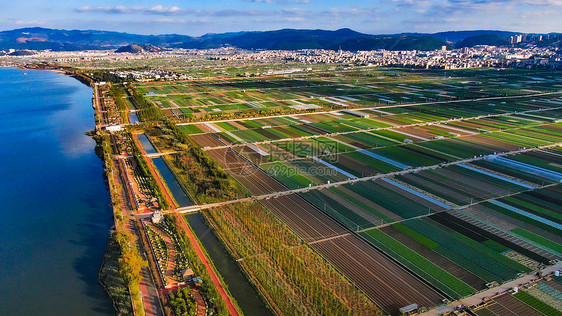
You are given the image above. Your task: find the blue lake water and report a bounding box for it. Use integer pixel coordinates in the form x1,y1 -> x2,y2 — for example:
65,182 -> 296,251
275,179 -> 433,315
0,67 -> 114,315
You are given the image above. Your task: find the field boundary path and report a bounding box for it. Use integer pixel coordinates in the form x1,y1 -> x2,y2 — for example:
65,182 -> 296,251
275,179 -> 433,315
198,104 -> 562,151
178,90 -> 562,128
168,142 -> 561,214
421,262 -> 562,316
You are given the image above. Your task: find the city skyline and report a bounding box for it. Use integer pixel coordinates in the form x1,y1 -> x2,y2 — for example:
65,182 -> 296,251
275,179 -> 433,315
1,0 -> 561,36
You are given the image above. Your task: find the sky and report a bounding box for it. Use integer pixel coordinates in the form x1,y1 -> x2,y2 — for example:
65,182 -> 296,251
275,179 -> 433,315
0,0 -> 561,36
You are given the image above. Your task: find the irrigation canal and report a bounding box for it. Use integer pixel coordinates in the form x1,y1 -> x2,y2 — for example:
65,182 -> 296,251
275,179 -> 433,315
137,134 -> 271,315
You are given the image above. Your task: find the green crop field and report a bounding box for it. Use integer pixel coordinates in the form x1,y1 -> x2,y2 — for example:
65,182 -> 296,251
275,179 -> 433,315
127,66 -> 562,314
363,229 -> 475,298
514,291 -> 562,316
403,218 -> 529,281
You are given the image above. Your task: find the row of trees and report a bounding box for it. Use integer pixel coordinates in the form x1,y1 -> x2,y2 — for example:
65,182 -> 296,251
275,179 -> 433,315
164,214 -> 232,316
99,231 -> 135,315
130,138 -> 173,209
204,202 -> 381,315
168,287 -> 197,316
139,124 -> 243,205
128,85 -> 167,123
176,106 -> 326,123
126,87 -> 247,204
108,84 -> 130,122
98,132 -> 148,315
165,151 -> 244,204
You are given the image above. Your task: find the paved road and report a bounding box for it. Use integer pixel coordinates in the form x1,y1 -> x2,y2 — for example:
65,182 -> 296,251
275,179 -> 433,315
129,218 -> 165,316
421,262 -> 562,316
175,214 -> 241,316
135,136 -> 241,316
139,265 -> 165,316
106,134 -> 165,316
145,151 -> 179,158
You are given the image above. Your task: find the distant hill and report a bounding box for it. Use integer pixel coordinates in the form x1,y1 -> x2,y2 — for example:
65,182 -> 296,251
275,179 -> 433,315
115,44 -> 162,53
0,27 -> 556,51
338,35 -> 448,51
222,28 -> 366,50
455,34 -> 510,48
430,30 -> 516,43
535,35 -> 562,48
176,28 -> 368,50
0,27 -> 193,50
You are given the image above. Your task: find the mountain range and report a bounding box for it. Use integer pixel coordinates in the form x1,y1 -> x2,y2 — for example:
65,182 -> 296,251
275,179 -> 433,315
0,27 -> 559,52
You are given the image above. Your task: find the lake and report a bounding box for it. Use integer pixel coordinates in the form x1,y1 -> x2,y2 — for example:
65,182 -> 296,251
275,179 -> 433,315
0,67 -> 114,315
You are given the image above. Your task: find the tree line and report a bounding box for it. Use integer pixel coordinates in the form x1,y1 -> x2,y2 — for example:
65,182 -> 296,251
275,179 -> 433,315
204,202 -> 382,315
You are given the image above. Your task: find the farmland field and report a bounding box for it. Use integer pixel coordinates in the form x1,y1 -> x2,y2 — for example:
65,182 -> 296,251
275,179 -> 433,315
132,67 -> 562,315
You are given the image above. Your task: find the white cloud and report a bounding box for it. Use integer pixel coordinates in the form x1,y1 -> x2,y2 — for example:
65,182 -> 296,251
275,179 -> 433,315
282,17 -> 306,21
145,5 -> 188,15
76,5 -> 189,15
15,20 -> 45,25
521,0 -> 562,5
148,6 -> 183,13
75,6 -> 144,14
151,18 -> 209,24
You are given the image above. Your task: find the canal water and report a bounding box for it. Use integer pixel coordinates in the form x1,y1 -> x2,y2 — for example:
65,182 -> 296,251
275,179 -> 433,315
187,213 -> 272,316
137,134 -> 157,154
0,67 -> 114,314
135,135 -> 270,315
128,112 -> 139,124
151,157 -> 193,207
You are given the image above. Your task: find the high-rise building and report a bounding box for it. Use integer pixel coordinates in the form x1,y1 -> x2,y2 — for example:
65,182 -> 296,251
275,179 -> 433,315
510,35 -> 523,44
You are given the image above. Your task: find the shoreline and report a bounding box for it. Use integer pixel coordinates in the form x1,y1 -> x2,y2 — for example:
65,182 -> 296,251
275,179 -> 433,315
98,230 -> 121,313
0,66 -> 115,315
90,128 -> 121,315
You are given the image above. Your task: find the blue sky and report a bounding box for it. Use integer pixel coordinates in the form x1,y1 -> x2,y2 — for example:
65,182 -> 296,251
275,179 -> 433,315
1,0 -> 560,35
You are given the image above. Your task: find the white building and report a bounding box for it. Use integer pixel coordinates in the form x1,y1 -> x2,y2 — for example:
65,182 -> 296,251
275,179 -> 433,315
103,124 -> 123,132
151,210 -> 164,224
